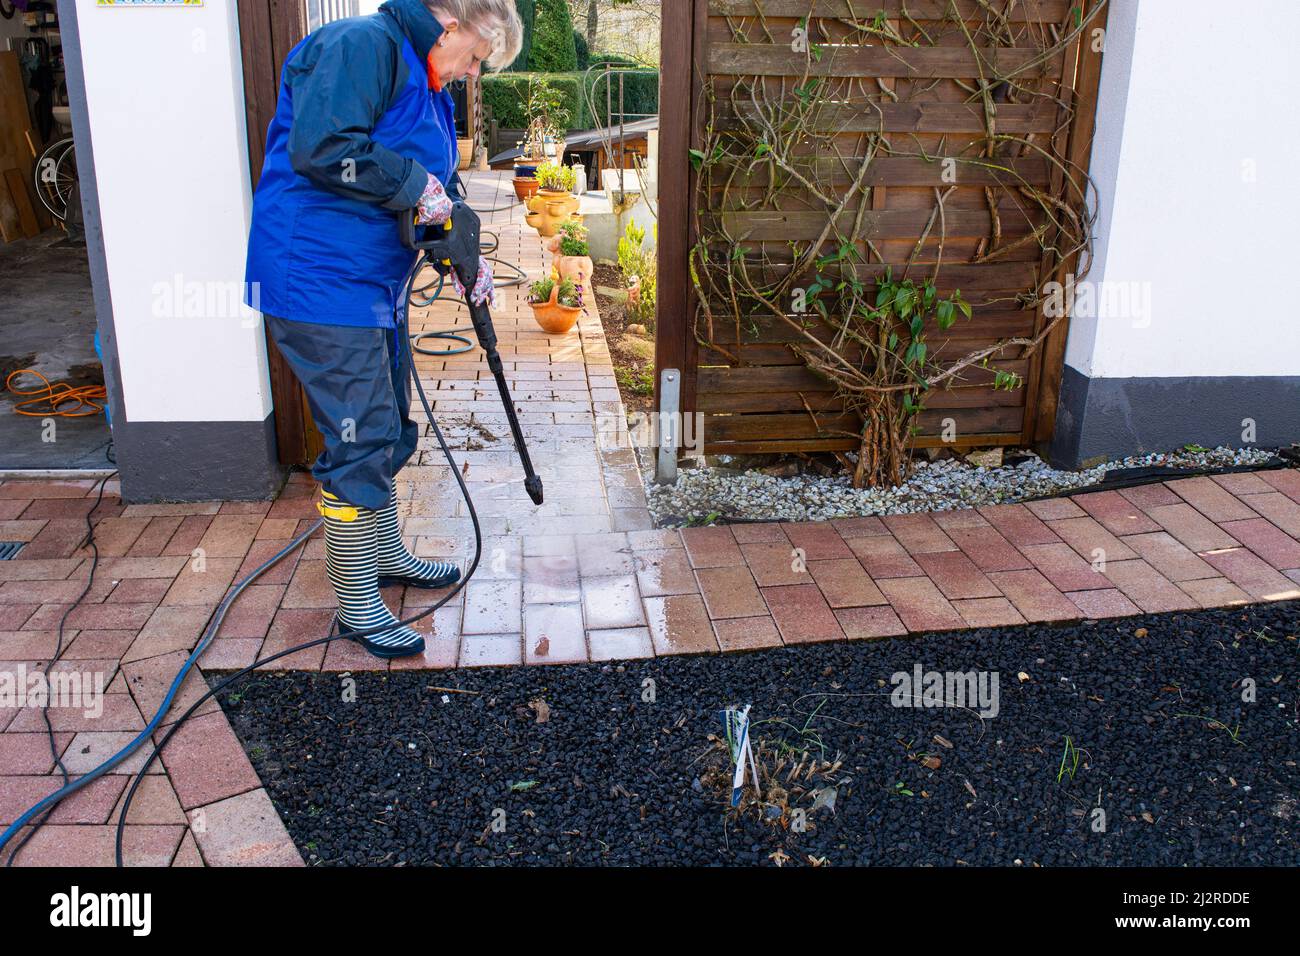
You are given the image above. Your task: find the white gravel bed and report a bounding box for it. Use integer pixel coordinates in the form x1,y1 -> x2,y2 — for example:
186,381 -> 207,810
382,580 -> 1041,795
645,446 -> 1279,525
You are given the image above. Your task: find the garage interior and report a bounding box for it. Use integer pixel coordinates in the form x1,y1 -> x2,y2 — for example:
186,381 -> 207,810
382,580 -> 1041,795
0,0 -> 111,470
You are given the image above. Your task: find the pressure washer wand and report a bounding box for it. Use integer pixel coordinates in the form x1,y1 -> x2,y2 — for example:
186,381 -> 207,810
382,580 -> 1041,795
402,201 -> 543,505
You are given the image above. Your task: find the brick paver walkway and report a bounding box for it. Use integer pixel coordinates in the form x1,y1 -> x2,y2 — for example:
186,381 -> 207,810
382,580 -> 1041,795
3,174 -> 1300,864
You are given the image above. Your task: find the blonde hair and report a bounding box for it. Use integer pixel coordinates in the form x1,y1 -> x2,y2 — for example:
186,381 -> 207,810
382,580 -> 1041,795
427,0 -> 524,71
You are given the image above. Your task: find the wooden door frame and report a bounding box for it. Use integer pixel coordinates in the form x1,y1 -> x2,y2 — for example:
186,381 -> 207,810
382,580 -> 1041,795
1022,0 -> 1110,448
237,0 -> 322,467
653,0 -> 702,426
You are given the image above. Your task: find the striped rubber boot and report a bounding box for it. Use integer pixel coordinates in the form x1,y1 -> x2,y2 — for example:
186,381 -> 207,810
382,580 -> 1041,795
375,480 -> 461,590
319,491 -> 425,659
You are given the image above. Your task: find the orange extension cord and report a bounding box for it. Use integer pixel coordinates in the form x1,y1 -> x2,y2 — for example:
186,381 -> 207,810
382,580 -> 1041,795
6,369 -> 107,418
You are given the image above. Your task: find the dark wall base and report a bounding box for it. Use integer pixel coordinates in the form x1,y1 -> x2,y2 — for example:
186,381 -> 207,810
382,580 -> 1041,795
114,415 -> 285,503
1050,367 -> 1300,469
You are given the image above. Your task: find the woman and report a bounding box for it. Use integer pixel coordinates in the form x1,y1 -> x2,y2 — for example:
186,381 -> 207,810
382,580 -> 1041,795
245,0 -> 523,659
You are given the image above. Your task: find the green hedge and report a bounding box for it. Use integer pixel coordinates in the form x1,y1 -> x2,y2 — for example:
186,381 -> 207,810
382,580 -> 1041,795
573,30 -> 589,71
482,70 -> 659,132
530,0 -> 577,72
583,62 -> 659,126
507,0 -> 534,71
482,73 -> 582,130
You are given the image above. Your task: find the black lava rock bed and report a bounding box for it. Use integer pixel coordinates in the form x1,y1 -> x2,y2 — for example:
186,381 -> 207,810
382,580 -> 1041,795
212,601 -> 1299,866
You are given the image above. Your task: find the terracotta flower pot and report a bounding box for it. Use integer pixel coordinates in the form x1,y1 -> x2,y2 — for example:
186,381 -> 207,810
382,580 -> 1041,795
529,284 -> 581,335
513,177 -> 539,201
556,254 -> 593,289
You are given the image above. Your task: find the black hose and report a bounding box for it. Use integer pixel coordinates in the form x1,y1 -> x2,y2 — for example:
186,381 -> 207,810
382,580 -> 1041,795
112,359 -> 477,866
408,225 -> 528,357
3,473 -> 112,867
0,232 -> 505,866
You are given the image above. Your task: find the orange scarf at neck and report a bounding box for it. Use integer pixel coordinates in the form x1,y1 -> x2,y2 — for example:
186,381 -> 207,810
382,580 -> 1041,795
426,51 -> 443,92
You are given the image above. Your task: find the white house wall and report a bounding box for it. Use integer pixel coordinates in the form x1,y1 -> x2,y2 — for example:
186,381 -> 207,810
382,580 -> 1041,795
1053,0 -> 1300,465
62,0 -> 281,499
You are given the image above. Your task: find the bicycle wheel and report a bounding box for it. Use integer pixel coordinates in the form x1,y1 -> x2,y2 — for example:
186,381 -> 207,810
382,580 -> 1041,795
33,138 -> 76,221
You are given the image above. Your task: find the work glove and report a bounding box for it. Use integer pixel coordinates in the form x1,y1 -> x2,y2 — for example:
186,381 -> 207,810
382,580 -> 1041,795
452,255 -> 497,309
415,171 -> 453,225
414,173 -> 496,307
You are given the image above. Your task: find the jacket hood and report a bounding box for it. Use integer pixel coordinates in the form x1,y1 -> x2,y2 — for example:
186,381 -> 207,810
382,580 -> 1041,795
379,0 -> 446,62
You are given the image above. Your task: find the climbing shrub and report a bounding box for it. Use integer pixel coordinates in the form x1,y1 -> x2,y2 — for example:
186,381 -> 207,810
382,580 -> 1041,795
689,2 -> 1103,487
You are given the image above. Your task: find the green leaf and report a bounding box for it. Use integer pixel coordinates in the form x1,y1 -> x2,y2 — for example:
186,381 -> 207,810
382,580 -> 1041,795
688,148 -> 705,171
894,285 -> 915,318
936,300 -> 954,329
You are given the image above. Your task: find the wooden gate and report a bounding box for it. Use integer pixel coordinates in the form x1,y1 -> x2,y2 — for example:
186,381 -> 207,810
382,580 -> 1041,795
656,0 -> 1108,460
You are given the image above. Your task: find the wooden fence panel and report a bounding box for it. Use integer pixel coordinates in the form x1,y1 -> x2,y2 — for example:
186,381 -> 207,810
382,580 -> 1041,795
657,0 -> 1108,459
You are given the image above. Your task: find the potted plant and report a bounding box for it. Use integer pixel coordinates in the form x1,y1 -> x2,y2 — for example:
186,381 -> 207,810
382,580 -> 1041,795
553,221 -> 593,290
513,173 -> 539,201
519,75 -> 570,165
512,159 -> 539,201
545,217 -> 581,252
525,162 -> 581,236
536,161 -> 577,195
527,276 -> 582,335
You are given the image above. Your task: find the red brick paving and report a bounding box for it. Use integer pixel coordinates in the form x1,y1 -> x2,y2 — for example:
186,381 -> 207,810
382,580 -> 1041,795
875,577 -> 965,631
5,191 -> 1300,865
834,604 -> 908,640
845,534 -> 924,578
1072,489 -> 1162,536
944,524 -> 1032,572
1065,588 -> 1142,619
1143,503 -> 1240,553
1101,559 -> 1199,613
5,467 -> 1300,862
951,596 -> 1026,628
1167,477 -> 1258,522
986,568 -> 1080,622
712,615 -> 783,651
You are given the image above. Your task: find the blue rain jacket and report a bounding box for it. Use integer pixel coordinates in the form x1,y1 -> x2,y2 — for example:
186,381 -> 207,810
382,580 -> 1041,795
245,0 -> 458,328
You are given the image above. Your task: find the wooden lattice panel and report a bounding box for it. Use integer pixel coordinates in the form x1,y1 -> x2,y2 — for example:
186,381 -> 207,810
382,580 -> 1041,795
656,0 -> 1107,456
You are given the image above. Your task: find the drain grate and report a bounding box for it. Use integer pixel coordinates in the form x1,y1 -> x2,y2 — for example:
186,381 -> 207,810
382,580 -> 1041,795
0,542 -> 25,560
